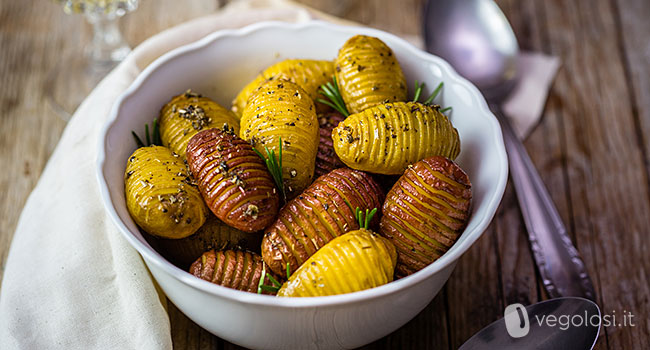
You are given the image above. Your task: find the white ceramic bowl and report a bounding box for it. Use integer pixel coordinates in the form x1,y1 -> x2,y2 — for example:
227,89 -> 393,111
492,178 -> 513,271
97,21 -> 508,350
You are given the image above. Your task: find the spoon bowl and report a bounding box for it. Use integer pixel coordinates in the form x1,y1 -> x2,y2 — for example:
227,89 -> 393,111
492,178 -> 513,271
460,297 -> 601,349
424,0 -> 519,102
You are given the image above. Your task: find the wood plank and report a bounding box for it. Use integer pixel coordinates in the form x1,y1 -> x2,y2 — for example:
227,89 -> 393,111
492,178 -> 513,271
0,0 -> 69,288
444,223 -> 503,348
361,290 -> 450,349
539,0 -> 650,348
298,0 -> 426,36
612,0 -> 650,185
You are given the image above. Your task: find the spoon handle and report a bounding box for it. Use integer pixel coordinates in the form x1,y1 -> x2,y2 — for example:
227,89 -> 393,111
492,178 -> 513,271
490,104 -> 596,300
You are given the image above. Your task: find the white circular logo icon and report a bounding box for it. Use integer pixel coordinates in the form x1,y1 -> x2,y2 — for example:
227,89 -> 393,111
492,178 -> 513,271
504,303 -> 530,338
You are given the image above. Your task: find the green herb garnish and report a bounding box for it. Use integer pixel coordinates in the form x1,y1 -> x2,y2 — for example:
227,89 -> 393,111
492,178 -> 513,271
253,137 -> 286,203
344,199 -> 378,230
317,76 -> 350,117
412,81 -> 452,115
132,118 -> 161,147
424,81 -> 444,105
412,80 -> 424,103
257,263 -> 284,295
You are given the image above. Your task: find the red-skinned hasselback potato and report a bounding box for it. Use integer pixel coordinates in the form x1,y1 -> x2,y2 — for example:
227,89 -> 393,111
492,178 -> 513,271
261,168 -> 384,276
315,112 -> 346,178
190,250 -> 277,295
379,156 -> 472,277
186,127 -> 279,232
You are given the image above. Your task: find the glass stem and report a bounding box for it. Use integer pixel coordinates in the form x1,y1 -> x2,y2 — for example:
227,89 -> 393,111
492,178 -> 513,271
85,12 -> 131,68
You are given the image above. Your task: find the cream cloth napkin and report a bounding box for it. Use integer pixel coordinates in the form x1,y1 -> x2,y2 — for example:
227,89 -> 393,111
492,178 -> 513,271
0,0 -> 559,348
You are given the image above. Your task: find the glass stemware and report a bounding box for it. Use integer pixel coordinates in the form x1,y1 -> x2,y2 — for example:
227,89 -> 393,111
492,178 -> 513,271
46,0 -> 139,120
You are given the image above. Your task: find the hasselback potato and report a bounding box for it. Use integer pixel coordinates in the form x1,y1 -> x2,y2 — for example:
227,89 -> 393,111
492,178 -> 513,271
277,229 -> 397,297
151,214 -> 262,268
186,127 -> 279,232
231,59 -> 335,117
332,102 -> 460,175
379,156 -> 472,277
315,112 -> 347,178
240,79 -> 319,197
190,250 -> 277,295
335,35 -> 407,114
125,145 -> 207,239
159,90 -> 239,158
261,168 -> 384,276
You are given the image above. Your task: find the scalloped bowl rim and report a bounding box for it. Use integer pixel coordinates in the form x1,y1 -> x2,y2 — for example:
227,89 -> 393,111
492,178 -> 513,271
97,20 -> 508,308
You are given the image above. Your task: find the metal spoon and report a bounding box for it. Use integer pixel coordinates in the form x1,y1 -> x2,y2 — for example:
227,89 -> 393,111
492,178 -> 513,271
423,0 -> 596,300
460,297 -> 601,349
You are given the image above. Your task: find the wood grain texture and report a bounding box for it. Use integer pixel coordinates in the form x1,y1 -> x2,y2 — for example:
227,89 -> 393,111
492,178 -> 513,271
1,0 -> 649,349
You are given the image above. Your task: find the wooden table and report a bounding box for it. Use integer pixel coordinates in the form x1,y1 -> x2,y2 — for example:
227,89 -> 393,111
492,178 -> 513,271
1,0 -> 648,349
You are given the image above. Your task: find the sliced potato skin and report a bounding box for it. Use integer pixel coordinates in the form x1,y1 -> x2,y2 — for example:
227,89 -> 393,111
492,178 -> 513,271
186,128 -> 279,232
159,90 -> 240,158
231,59 -> 335,117
277,229 -> 397,297
315,112 -> 347,178
125,146 -> 207,239
379,156 -> 471,277
240,79 -> 319,198
335,35 -> 407,114
190,250 -> 277,295
151,215 -> 262,268
261,168 -> 384,276
332,102 -> 461,175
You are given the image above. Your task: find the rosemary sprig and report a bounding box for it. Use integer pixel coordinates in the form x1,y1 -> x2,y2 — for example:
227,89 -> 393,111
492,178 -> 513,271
344,199 -> 378,230
412,80 -> 424,103
317,76 -> 350,117
257,264 -> 282,294
424,82 -> 444,105
132,118 -> 161,148
411,81 -> 452,115
256,263 -> 288,294
253,137 -> 286,202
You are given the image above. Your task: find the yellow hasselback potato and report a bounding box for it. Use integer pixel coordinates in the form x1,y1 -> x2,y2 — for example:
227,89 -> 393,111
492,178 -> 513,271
240,79 -> 319,197
335,35 -> 407,114
332,102 -> 460,175
277,229 -> 397,297
159,90 -> 239,158
231,59 -> 335,117
125,146 -> 207,239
